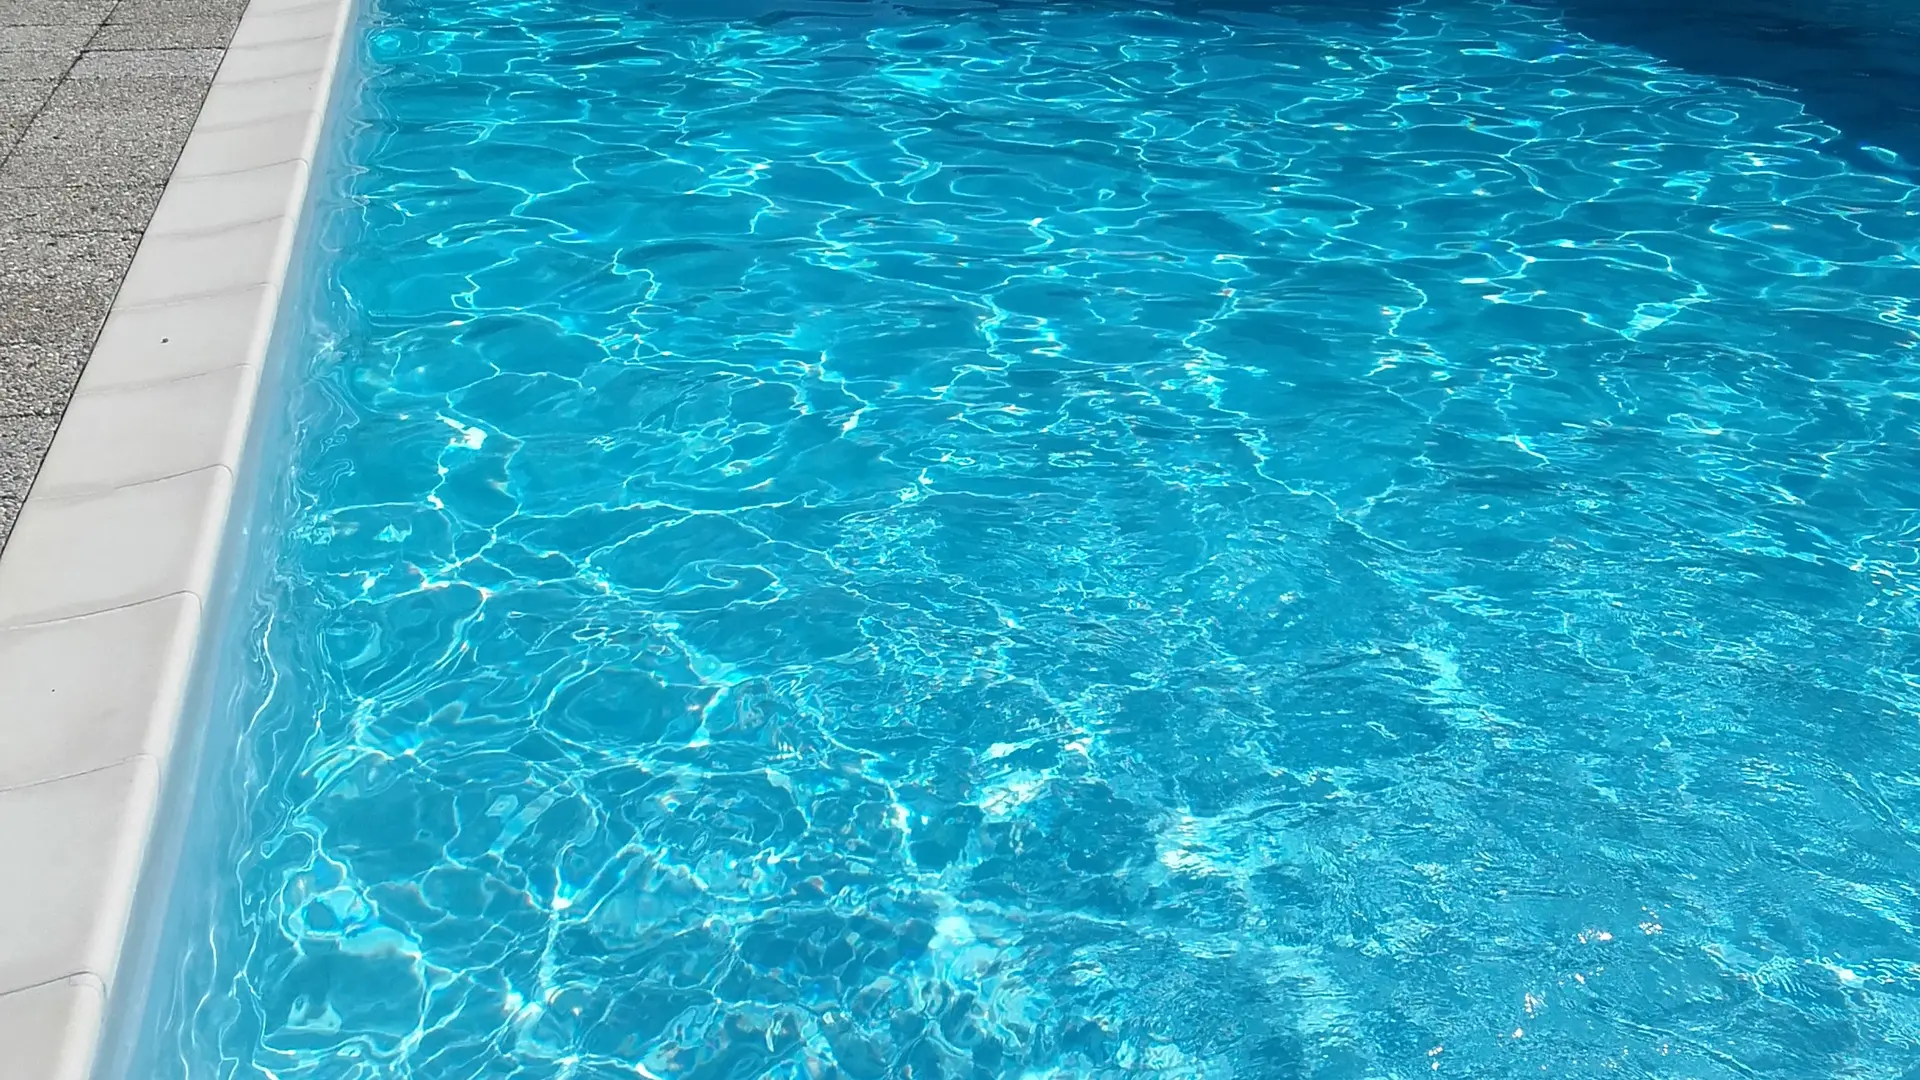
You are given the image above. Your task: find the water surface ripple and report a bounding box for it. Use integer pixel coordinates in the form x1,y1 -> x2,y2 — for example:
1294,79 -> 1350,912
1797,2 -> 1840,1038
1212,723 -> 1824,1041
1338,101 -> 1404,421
143,0 -> 1920,1077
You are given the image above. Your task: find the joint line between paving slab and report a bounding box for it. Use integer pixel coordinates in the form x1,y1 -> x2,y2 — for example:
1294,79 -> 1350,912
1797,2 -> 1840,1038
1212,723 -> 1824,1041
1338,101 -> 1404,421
0,753 -> 153,798
0,588 -> 194,632
0,0 -> 247,535
0,19 -> 94,174
0,972 -> 107,1000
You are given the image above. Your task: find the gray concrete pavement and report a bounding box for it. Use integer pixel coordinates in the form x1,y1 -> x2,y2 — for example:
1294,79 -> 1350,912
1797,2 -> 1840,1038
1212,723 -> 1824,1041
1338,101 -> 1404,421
1,0 -> 248,549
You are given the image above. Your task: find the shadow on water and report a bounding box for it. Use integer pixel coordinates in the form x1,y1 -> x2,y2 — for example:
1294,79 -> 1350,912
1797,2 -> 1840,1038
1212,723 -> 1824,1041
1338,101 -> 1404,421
639,0 -> 1405,26
639,0 -> 1920,174
1181,0 -> 1920,174
1542,0 -> 1920,175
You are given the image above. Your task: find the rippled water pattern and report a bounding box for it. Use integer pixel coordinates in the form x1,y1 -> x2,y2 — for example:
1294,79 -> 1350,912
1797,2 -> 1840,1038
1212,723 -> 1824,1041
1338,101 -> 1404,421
144,0 -> 1920,1076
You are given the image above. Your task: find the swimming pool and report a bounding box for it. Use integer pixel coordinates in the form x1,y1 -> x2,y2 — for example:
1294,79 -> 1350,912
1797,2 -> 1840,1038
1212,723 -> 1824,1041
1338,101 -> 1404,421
121,0 -> 1920,1076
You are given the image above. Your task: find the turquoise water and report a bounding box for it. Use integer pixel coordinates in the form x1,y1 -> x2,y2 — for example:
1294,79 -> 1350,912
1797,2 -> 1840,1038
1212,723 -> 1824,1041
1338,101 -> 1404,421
134,0 -> 1920,1077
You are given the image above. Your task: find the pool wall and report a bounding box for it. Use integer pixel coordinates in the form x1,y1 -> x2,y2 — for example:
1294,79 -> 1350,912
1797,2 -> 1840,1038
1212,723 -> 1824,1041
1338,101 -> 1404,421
0,0 -> 357,1075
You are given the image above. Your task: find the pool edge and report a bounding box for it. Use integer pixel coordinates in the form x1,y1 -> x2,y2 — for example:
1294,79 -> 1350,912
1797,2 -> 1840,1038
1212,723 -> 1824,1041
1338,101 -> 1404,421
0,0 -> 357,1075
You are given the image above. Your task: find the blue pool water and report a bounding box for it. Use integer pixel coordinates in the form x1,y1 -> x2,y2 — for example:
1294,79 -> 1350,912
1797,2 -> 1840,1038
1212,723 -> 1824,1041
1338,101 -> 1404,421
131,0 -> 1920,1077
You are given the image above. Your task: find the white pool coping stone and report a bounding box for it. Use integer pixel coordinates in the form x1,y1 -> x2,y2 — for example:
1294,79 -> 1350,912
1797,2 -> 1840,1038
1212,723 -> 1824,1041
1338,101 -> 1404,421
0,0 -> 355,1074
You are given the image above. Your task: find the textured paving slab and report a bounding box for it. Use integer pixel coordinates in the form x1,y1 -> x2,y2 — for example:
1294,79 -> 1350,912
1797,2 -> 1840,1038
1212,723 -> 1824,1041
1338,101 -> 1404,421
0,0 -> 249,553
